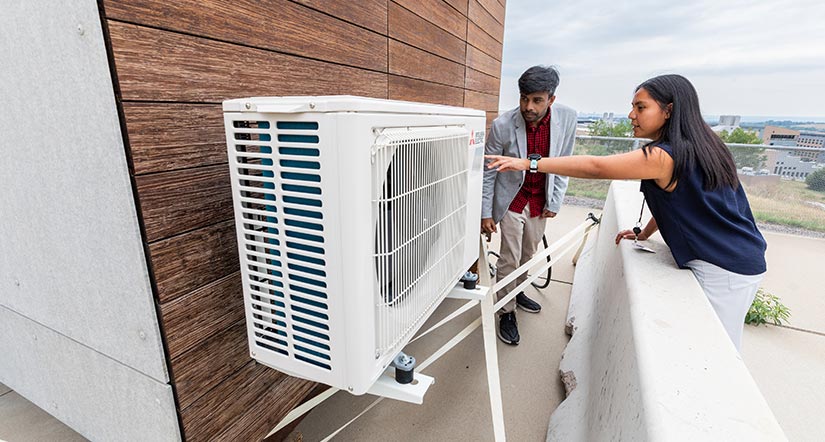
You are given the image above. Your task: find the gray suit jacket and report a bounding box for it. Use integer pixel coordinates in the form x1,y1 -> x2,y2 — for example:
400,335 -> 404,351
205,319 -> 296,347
481,103 -> 577,223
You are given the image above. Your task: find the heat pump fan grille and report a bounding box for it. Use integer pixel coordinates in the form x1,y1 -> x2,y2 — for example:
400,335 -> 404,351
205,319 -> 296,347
230,119 -> 332,371
372,126 -> 470,358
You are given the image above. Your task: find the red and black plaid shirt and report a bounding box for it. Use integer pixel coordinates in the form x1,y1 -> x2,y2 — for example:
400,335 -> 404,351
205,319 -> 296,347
508,109 -> 551,217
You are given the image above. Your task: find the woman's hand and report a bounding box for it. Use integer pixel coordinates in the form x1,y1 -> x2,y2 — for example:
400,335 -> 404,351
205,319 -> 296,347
485,155 -> 529,172
615,229 -> 648,245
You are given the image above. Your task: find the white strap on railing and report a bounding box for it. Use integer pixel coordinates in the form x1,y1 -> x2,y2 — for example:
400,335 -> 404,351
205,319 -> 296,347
492,218 -> 599,313
410,299 -> 479,343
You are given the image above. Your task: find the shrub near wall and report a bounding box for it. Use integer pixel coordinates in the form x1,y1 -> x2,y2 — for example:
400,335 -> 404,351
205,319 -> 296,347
806,168 -> 825,191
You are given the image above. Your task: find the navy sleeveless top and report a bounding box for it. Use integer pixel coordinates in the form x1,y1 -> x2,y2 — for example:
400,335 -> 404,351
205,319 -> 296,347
640,143 -> 767,275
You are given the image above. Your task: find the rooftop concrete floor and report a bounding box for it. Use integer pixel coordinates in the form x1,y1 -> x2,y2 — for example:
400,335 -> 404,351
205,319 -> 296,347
741,231 -> 825,442
2,205 -> 823,441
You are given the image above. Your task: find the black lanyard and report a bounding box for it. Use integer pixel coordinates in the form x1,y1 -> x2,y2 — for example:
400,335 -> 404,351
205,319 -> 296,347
633,199 -> 646,236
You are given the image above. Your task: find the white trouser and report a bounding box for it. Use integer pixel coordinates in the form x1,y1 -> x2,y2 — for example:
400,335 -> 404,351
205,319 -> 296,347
685,259 -> 765,352
495,203 -> 547,315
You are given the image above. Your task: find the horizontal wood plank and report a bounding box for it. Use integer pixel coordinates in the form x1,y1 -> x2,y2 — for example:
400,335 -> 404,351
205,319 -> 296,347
136,164 -> 233,242
291,0 -> 387,34
465,67 -> 500,94
104,0 -> 386,71
213,375 -> 317,441
171,320 -> 250,410
160,272 -> 244,361
388,2 -> 466,65
467,21 -> 503,61
444,0 -> 469,16
392,0 -> 467,40
149,219 -> 239,304
466,44 -> 501,78
124,103 -> 226,175
388,75 -> 465,107
389,40 -> 465,88
476,0 -> 505,25
109,21 -> 387,102
464,89 -> 499,113
180,362 -> 316,441
469,0 -> 504,44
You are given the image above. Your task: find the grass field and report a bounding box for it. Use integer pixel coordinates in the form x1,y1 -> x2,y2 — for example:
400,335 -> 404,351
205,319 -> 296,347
565,177 -> 825,232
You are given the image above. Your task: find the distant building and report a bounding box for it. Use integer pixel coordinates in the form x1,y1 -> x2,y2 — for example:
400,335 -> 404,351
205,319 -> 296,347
711,115 -> 741,133
798,132 -> 825,149
765,149 -> 818,180
761,126 -> 825,161
762,125 -> 798,146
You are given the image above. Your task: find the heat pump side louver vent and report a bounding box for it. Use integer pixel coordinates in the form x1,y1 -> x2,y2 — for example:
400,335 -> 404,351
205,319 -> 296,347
231,119 -> 332,371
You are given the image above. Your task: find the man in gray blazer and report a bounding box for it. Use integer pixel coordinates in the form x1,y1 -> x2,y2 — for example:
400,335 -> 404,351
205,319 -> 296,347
481,66 -> 577,345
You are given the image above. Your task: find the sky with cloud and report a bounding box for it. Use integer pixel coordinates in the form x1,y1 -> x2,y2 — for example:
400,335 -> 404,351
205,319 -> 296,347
498,0 -> 825,118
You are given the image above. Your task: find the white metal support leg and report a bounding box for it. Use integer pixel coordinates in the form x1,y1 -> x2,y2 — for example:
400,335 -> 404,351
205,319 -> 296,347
478,235 -> 506,441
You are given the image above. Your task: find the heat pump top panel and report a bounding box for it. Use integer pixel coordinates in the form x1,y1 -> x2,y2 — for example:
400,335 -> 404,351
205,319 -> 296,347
223,95 -> 485,117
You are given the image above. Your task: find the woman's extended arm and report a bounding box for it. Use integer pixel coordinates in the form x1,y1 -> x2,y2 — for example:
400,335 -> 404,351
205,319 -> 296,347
486,147 -> 673,181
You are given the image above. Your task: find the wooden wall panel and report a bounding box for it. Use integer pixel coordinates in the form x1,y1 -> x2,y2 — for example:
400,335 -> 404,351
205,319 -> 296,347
124,104 -> 225,175
466,44 -> 502,78
179,362 -> 315,441
212,375 -> 316,441
389,2 -> 466,64
149,220 -> 238,304
172,321 -> 250,410
444,0 -> 470,15
160,272 -> 244,361
104,0 -> 386,71
389,40 -> 465,88
476,0 -> 506,24
466,67 -> 500,94
468,22 -> 503,61
469,0 -> 504,44
392,0 -> 467,40
291,0 -> 388,34
389,75 -> 465,107
135,165 -> 233,242
103,0 -> 506,438
464,89 -> 499,113
109,22 -> 387,103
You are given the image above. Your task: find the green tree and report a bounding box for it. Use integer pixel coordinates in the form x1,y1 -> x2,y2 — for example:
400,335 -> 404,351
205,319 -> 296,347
717,128 -> 766,169
806,168 -> 825,192
590,120 -> 633,137
718,127 -> 762,144
584,120 -> 635,156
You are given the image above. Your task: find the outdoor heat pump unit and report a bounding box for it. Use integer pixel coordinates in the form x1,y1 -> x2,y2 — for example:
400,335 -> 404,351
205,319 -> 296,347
223,96 -> 486,396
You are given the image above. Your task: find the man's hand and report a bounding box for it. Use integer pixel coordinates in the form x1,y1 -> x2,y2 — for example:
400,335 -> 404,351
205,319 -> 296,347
481,218 -> 496,242
542,210 -> 556,218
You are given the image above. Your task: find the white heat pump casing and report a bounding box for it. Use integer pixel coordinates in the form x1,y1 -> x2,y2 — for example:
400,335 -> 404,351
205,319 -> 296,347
224,96 -> 485,395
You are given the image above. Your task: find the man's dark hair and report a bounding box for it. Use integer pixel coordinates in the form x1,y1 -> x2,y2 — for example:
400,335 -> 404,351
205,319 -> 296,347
518,65 -> 560,96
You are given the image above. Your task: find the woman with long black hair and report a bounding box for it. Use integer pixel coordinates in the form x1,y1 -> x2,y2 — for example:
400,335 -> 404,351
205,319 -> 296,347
486,74 -> 767,351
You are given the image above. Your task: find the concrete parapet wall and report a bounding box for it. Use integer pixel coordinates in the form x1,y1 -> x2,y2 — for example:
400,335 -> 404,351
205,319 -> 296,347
547,180 -> 786,441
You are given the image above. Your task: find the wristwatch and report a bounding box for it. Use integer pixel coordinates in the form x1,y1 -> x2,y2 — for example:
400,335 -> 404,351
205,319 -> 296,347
528,153 -> 541,173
